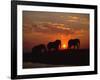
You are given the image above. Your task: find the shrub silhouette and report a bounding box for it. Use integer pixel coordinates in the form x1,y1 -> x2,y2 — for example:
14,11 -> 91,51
68,39 -> 80,49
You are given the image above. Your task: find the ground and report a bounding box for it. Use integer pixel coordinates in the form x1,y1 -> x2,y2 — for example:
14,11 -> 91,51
23,49 -> 89,69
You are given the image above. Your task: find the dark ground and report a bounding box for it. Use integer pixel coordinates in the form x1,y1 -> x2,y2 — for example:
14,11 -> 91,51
23,49 -> 89,68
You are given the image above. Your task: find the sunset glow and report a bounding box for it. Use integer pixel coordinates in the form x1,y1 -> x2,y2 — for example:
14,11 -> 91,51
62,44 -> 67,49
23,11 -> 89,53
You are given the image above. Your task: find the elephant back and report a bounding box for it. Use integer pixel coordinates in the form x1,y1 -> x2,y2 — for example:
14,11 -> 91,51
32,44 -> 47,53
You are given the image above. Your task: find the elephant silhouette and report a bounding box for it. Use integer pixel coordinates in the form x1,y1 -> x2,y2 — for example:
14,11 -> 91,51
47,40 -> 61,51
68,39 -> 80,49
32,44 -> 47,62
32,44 -> 47,54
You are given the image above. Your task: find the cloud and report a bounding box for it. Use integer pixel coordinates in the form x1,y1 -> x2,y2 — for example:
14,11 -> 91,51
65,15 -> 89,25
66,16 -> 79,23
29,22 -> 72,35
23,21 -> 89,40
69,16 -> 79,20
69,29 -> 89,38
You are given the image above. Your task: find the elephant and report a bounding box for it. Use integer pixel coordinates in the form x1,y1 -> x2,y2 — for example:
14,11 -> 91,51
32,44 -> 47,62
47,40 -> 61,51
68,39 -> 80,49
32,44 -> 47,54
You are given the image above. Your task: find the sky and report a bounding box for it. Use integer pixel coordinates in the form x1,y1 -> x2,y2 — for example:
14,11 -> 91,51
23,11 -> 89,53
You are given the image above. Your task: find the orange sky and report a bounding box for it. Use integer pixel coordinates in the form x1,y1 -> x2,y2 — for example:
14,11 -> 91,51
23,11 -> 89,53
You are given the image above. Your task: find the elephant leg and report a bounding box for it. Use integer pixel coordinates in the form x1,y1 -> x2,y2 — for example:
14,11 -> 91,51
48,48 -> 51,52
77,45 -> 79,49
74,45 -> 76,49
68,45 -> 70,49
77,43 -> 79,49
70,45 -> 72,49
76,45 -> 78,49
